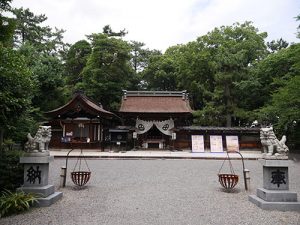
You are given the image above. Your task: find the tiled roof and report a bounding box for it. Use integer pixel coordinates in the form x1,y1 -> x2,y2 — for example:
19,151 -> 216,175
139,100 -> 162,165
45,92 -> 114,119
119,94 -> 193,113
179,126 -> 260,132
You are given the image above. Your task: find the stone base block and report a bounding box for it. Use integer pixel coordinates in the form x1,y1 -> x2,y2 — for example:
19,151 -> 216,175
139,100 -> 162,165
18,185 -> 55,198
249,195 -> 300,212
257,188 -> 298,202
20,156 -> 54,164
249,195 -> 300,211
35,192 -> 63,207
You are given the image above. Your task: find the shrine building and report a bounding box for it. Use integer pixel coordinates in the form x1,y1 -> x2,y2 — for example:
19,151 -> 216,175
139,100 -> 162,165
118,90 -> 193,149
117,90 -> 261,151
45,90 -> 261,152
44,91 -> 116,149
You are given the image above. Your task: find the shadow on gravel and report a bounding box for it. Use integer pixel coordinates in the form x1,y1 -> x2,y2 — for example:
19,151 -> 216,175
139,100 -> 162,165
218,187 -> 242,194
63,185 -> 89,191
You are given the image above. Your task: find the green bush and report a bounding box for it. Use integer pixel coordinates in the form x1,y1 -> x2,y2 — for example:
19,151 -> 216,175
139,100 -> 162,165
0,150 -> 24,191
0,189 -> 38,218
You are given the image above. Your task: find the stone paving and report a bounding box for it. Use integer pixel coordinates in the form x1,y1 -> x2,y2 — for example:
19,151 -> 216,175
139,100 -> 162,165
50,149 -> 263,160
1,158 -> 300,225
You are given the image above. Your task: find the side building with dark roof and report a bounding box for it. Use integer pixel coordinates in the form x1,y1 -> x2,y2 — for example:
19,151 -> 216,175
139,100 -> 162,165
44,91 -> 117,149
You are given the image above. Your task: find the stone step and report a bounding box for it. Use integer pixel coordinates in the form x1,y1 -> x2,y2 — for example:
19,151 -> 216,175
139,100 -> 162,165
249,195 -> 300,211
257,188 -> 297,202
18,184 -> 55,198
35,191 -> 63,207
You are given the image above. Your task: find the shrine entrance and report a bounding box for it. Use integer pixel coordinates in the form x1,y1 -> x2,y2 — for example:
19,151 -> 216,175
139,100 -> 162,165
134,118 -> 175,150
139,126 -> 170,149
118,90 -> 194,151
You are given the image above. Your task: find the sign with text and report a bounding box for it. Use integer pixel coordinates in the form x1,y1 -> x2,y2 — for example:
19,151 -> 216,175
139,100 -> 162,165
226,136 -> 239,152
191,135 -> 204,152
210,135 -> 223,152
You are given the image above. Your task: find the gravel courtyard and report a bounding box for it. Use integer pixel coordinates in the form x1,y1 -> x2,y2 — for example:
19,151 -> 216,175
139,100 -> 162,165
1,158 -> 300,225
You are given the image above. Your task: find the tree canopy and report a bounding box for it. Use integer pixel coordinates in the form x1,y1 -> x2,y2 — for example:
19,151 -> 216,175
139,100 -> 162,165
0,1 -> 299,150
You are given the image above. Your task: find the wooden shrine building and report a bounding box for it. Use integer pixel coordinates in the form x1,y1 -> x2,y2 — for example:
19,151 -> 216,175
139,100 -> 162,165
118,90 -> 193,149
118,90 -> 261,151
44,92 -> 116,149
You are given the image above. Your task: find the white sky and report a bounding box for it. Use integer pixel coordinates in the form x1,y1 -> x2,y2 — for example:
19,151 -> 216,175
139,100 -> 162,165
11,0 -> 300,52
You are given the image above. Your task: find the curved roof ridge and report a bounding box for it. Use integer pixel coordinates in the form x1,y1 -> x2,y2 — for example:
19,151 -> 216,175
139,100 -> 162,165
45,92 -> 114,118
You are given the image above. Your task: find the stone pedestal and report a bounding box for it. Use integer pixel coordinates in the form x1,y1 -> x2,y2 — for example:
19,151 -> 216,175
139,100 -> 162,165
249,159 -> 300,211
17,155 -> 63,207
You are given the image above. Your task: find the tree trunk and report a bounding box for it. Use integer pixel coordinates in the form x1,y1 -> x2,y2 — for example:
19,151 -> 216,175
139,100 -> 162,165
0,128 -> 4,149
226,114 -> 232,127
224,82 -> 232,127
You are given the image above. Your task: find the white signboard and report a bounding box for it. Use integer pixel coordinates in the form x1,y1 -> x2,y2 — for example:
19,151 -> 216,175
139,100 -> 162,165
226,136 -> 239,152
210,135 -> 223,152
191,135 -> 204,152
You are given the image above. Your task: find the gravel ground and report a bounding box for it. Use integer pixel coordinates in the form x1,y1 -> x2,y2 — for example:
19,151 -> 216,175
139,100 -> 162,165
1,158 -> 300,225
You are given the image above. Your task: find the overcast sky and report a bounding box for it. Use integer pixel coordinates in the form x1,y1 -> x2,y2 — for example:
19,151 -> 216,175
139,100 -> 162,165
11,0 -> 300,52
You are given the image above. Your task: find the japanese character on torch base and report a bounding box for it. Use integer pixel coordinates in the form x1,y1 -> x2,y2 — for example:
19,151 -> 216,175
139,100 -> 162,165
17,126 -> 62,207
249,159 -> 300,211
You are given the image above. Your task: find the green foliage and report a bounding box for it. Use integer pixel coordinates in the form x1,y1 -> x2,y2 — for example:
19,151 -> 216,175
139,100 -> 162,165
1,1 -> 299,150
142,53 -> 178,91
0,16 -> 15,47
173,22 -> 267,126
0,150 -> 24,191
12,7 -> 68,56
5,108 -> 40,144
2,139 -> 14,150
17,43 -> 67,112
259,75 -> 300,130
11,8 -> 69,113
0,0 -> 14,46
258,75 -> 300,149
130,41 -> 160,73
31,54 -> 66,111
0,189 -> 38,218
65,40 -> 92,88
102,24 -> 127,37
267,38 -> 289,53
0,0 -> 12,11
0,44 -> 35,144
252,43 -> 300,108
81,33 -> 135,110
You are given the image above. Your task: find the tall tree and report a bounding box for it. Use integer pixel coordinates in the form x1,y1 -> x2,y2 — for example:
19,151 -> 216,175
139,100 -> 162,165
0,44 -> 35,146
12,7 -> 67,56
0,0 -> 14,47
142,52 -> 178,91
81,33 -> 134,110
250,43 -> 300,109
195,22 -> 267,126
12,8 -> 68,112
65,40 -> 92,86
256,43 -> 300,134
130,41 -> 159,73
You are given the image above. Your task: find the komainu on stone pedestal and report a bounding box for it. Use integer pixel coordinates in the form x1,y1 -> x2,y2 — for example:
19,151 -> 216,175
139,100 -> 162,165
24,126 -> 51,155
260,127 -> 289,157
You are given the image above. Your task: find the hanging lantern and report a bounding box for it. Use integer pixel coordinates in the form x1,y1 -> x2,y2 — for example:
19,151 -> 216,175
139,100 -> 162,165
218,152 -> 239,190
218,174 -> 239,189
71,150 -> 91,187
71,171 -> 91,186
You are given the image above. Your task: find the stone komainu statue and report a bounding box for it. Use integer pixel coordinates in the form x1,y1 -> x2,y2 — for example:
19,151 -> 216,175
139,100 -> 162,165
25,126 -> 52,153
260,127 -> 289,156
